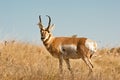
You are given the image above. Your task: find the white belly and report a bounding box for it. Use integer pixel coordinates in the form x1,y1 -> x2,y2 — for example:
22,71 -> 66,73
60,45 -> 80,59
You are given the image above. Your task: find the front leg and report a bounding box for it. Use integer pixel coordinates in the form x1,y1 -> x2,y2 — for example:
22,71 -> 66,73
59,55 -> 63,74
58,54 -> 64,80
64,58 -> 72,71
64,58 -> 74,80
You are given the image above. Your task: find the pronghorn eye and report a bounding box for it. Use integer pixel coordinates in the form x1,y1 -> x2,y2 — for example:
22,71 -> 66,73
47,31 -> 50,33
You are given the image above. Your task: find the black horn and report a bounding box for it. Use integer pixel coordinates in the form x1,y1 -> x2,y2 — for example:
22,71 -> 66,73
39,15 -> 42,23
46,15 -> 51,30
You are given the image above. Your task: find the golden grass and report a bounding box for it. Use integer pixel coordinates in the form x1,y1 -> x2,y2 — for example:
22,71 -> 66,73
0,40 -> 120,80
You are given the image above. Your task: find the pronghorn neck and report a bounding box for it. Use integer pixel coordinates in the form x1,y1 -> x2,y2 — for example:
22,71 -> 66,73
42,34 -> 54,47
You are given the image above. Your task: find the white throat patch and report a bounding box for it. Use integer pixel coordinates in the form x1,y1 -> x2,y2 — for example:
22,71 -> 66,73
43,34 -> 50,41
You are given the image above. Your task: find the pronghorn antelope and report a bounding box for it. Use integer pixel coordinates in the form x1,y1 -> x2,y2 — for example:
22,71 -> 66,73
37,15 -> 97,75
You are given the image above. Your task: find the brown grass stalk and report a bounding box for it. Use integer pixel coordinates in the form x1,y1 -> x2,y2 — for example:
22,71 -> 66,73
0,41 -> 120,80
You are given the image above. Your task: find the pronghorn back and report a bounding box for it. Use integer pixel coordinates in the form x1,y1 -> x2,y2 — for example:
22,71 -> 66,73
46,37 -> 97,59
45,37 -> 87,58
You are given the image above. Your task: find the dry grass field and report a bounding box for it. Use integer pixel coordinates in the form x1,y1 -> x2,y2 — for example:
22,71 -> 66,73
0,40 -> 120,80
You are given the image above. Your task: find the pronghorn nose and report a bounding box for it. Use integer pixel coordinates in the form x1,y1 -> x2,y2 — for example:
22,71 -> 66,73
41,37 -> 45,40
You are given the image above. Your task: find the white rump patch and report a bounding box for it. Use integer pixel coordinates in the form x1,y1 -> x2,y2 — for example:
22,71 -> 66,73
85,39 -> 97,54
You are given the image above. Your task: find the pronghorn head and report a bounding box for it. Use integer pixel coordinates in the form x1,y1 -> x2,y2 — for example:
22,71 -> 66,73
38,15 -> 54,41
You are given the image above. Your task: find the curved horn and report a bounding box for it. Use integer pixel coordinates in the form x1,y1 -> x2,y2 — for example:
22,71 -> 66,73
46,15 -> 51,30
38,15 -> 43,29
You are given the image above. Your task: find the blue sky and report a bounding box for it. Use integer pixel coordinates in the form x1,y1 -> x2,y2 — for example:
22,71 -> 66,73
0,0 -> 120,47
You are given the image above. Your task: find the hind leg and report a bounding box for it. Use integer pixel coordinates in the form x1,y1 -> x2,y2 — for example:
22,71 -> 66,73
82,56 -> 93,72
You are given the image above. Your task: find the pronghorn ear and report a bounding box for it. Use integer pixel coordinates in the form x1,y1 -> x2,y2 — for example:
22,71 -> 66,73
47,24 -> 55,31
37,23 -> 43,29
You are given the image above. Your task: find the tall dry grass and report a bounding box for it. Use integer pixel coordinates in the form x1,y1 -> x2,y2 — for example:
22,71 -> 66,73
0,40 -> 120,80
